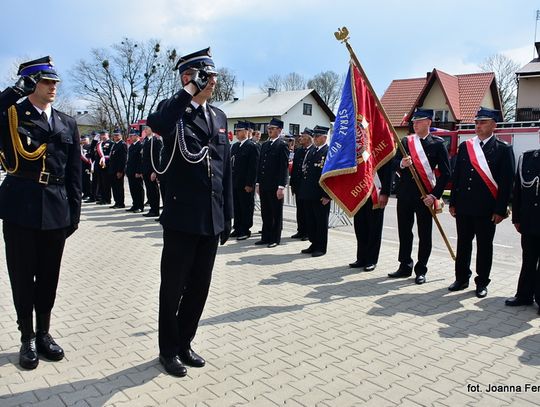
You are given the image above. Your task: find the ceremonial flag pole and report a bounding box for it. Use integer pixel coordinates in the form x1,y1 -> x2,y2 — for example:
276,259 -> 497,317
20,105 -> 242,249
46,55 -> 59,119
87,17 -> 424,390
334,26 -> 456,261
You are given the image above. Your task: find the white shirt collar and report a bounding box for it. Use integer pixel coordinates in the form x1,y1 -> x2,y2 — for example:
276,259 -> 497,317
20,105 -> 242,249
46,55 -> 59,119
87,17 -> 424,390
32,104 -> 52,122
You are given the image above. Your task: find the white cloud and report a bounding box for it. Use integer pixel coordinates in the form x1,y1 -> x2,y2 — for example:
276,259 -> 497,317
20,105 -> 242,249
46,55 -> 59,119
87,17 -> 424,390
502,44 -> 536,66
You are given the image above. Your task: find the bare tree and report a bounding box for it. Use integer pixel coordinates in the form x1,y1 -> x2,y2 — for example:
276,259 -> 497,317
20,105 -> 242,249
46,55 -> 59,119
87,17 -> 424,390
479,54 -> 520,121
210,67 -> 236,102
282,72 -> 306,91
307,71 -> 343,111
260,74 -> 283,92
71,38 -> 178,133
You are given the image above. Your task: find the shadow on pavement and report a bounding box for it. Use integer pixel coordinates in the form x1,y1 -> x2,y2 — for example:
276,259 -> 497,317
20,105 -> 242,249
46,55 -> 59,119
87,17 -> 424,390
0,360 -> 167,406
200,303 -> 315,326
437,297 -> 534,339
516,333 -> 540,366
260,266 -> 359,286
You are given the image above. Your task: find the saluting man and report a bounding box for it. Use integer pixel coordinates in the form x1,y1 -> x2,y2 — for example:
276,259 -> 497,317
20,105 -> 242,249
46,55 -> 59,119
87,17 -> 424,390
449,107 -> 514,298
0,57 -> 82,369
506,142 -> 540,312
298,125 -> 331,257
389,108 -> 450,284
147,47 -> 232,377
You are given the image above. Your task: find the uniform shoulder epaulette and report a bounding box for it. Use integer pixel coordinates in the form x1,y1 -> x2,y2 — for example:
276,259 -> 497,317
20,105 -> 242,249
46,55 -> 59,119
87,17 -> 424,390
431,135 -> 444,142
522,149 -> 539,156
495,138 -> 509,145
54,109 -> 74,121
209,104 -> 224,115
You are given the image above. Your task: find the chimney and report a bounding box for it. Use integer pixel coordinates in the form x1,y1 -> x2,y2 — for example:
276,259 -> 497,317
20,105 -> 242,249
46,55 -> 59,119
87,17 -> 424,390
535,42 -> 540,59
233,97 -> 239,102
268,88 -> 276,97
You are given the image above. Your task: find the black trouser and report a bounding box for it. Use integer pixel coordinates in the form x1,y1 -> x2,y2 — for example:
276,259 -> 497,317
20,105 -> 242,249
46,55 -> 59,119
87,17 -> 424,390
353,197 -> 385,265
397,197 -> 432,275
82,167 -> 92,198
305,198 -> 330,253
294,194 -> 308,237
259,188 -> 284,244
159,229 -> 218,357
233,187 -> 255,236
127,174 -> 144,210
514,234 -> 540,303
111,173 -> 125,206
143,173 -> 160,214
96,167 -> 111,203
455,214 -> 496,287
3,222 -> 66,322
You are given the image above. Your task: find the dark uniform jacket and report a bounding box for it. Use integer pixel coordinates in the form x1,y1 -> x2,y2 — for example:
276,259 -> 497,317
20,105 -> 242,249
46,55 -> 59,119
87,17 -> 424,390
450,136 -> 514,217
0,88 -> 82,230
298,144 -> 330,200
109,140 -> 127,174
92,139 -> 113,169
147,89 -> 232,236
290,145 -> 309,195
231,139 -> 259,189
395,134 -> 450,201
257,138 -> 289,191
126,140 -> 143,176
141,135 -> 163,176
81,143 -> 92,172
512,149 -> 540,236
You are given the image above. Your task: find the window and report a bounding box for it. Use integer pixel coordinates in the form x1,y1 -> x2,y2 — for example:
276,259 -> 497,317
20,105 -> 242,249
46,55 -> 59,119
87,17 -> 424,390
303,103 -> 312,116
433,110 -> 449,122
289,124 -> 300,136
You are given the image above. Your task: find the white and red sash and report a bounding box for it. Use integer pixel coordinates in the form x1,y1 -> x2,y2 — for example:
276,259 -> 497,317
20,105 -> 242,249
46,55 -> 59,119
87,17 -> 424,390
465,136 -> 498,199
97,141 -> 109,168
407,135 -> 442,212
80,146 -> 91,165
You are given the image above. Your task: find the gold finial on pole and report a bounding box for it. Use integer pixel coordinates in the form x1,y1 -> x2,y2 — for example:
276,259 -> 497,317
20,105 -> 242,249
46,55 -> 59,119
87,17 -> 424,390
334,27 -> 350,43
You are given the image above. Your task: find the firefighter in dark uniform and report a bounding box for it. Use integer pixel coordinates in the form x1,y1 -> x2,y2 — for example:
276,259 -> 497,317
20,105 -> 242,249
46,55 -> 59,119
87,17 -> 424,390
109,128 -> 127,208
230,120 -> 259,240
388,108 -> 450,284
141,126 -> 163,217
85,131 -> 99,202
0,57 -> 82,369
289,127 -> 314,241
449,107 -> 514,298
506,146 -> 540,312
125,129 -> 145,213
94,129 -> 113,205
147,47 -> 232,377
350,159 -> 393,271
299,125 -> 331,257
80,135 -> 93,200
255,118 -> 289,247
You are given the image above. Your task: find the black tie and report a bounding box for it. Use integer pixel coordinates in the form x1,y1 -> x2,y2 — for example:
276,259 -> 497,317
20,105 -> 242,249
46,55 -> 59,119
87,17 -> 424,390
41,111 -> 50,129
480,141 -> 484,148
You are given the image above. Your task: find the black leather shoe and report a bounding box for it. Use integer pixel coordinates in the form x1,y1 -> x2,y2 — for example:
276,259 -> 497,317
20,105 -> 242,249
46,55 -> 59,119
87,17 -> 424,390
230,230 -> 238,238
36,332 -> 64,361
132,209 -> 143,214
505,297 -> 533,306
290,233 -> 303,239
387,269 -> 412,278
125,207 -> 136,212
311,251 -> 326,257
267,242 -> 278,248
476,286 -> 488,298
448,280 -> 469,291
19,338 -> 39,369
415,274 -> 426,285
301,247 -> 314,254
254,240 -> 269,246
364,264 -> 376,272
349,261 -> 365,269
178,348 -> 205,368
159,355 -> 187,377
301,236 -> 310,241
143,211 -> 159,217
237,234 -> 249,241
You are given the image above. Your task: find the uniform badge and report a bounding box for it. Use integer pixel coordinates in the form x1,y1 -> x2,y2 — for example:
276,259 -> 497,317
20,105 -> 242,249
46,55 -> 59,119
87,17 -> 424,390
25,111 -> 31,116
534,151 -> 539,158
186,107 -> 192,114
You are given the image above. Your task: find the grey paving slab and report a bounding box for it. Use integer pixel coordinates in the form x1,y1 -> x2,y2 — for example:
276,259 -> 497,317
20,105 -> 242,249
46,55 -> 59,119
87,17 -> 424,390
1,197 -> 539,406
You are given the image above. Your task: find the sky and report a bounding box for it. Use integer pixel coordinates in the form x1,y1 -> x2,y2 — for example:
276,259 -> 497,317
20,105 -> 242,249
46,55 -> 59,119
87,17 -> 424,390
1,0 -> 538,109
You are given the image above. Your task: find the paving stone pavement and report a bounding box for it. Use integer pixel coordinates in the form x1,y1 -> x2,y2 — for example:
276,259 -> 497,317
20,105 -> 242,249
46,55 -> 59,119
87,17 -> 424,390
1,197 -> 540,407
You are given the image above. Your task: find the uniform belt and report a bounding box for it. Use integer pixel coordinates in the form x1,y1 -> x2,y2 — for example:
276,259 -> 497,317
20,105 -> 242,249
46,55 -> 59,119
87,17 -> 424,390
7,170 -> 65,185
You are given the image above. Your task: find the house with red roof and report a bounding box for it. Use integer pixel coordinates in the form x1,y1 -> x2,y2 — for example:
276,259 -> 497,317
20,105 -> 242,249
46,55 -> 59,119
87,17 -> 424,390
381,68 -> 502,138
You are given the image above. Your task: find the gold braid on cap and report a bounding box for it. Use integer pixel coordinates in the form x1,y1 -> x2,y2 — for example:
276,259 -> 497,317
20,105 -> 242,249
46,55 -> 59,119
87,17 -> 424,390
0,106 -> 47,173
